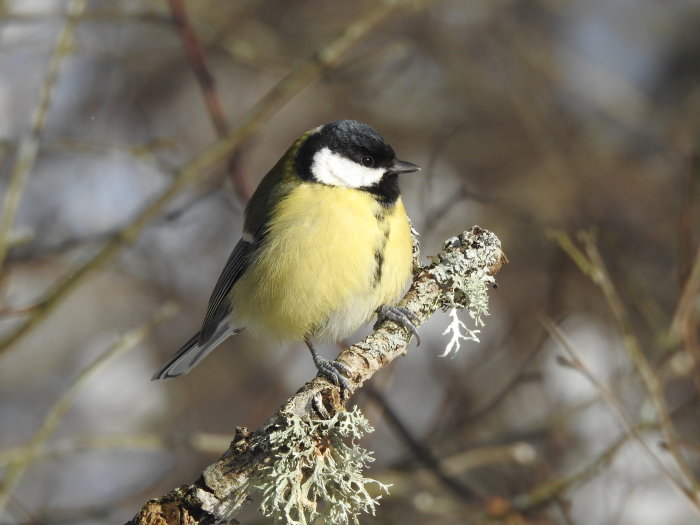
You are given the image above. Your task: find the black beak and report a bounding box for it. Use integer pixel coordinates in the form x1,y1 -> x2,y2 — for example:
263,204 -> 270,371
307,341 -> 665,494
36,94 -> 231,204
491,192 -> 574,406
389,159 -> 421,175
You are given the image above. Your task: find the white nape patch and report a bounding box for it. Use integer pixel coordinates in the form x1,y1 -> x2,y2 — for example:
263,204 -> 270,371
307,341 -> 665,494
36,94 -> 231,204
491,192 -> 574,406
241,231 -> 255,243
310,147 -> 385,188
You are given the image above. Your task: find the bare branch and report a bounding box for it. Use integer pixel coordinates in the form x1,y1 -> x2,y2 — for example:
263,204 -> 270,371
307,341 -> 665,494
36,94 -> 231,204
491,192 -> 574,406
550,229 -> 700,506
167,0 -> 250,201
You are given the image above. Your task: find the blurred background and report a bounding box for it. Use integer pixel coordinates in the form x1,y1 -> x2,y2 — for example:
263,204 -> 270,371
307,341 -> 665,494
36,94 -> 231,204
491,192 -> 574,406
1,0 -> 699,523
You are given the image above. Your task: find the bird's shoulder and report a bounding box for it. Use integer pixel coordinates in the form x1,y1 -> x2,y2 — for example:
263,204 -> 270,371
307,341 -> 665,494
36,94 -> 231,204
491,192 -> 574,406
242,143 -> 305,239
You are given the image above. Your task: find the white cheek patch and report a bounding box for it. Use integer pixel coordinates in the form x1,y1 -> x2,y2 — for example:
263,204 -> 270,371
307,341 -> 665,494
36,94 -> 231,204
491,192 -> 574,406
310,147 -> 386,188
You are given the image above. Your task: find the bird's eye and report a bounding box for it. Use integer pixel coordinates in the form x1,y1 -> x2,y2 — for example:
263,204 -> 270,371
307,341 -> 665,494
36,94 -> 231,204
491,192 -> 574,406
360,156 -> 374,167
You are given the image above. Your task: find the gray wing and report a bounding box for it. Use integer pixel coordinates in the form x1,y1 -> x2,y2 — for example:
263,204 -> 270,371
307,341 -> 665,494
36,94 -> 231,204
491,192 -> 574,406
151,237 -> 253,380
198,237 -> 255,344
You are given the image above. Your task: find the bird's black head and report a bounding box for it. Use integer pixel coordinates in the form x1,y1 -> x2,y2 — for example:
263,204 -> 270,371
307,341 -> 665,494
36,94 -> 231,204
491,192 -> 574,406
295,120 -> 419,205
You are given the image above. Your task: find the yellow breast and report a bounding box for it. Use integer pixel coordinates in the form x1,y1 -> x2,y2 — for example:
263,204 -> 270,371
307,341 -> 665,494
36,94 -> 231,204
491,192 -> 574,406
230,183 -> 413,343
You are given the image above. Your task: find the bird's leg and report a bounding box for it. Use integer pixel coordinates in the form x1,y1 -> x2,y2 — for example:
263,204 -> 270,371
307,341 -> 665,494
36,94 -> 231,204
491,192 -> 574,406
305,340 -> 352,394
374,304 -> 421,346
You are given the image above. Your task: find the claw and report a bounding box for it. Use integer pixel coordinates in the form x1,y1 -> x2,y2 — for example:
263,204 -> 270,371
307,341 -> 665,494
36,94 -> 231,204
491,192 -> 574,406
305,340 -> 351,397
374,304 -> 421,346
316,357 -> 351,392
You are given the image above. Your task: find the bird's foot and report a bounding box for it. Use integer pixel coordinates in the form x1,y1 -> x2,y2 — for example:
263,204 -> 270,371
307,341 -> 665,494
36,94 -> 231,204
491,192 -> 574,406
374,304 -> 421,346
313,355 -> 352,393
305,340 -> 351,395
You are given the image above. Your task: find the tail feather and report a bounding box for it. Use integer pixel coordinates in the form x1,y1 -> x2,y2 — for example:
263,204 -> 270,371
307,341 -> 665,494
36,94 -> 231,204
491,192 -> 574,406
152,324 -> 240,381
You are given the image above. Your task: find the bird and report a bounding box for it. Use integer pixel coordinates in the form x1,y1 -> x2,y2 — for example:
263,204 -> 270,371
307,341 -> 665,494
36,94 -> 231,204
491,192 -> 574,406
152,119 -> 420,391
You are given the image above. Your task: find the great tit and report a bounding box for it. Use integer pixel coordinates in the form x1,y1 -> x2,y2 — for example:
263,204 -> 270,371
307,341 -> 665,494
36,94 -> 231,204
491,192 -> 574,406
152,120 -> 420,390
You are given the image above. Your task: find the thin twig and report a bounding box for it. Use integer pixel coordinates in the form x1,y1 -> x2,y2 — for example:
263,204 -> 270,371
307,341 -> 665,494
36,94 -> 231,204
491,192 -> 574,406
514,397 -> 697,518
581,235 -> 700,502
0,0 -> 403,358
541,316 -> 700,516
364,383 -> 478,502
0,432 -> 232,466
0,302 -> 178,516
379,441 -> 535,508
0,302 -> 43,317
669,242 -> 700,397
677,148 -> 698,287
512,431 -> 629,511
167,0 -> 251,201
462,340 -> 542,422
669,244 -> 700,351
0,0 -> 88,273
45,138 -> 180,179
550,230 -> 700,505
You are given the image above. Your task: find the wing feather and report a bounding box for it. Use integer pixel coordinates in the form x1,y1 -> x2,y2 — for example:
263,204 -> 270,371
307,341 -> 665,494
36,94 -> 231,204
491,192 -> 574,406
198,238 -> 255,344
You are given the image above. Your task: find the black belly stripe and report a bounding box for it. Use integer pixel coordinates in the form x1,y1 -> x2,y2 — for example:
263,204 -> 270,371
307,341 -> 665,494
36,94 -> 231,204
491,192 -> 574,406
374,249 -> 384,284
373,224 -> 391,287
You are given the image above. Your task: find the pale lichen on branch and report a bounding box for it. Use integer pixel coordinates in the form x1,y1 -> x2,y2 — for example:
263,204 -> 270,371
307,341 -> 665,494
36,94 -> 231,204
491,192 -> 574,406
242,407 -> 389,525
430,228 -> 502,357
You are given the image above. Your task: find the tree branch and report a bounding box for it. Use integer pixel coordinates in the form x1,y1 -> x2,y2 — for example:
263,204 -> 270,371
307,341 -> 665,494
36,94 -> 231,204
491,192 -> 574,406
167,0 -> 251,202
127,226 -> 506,525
